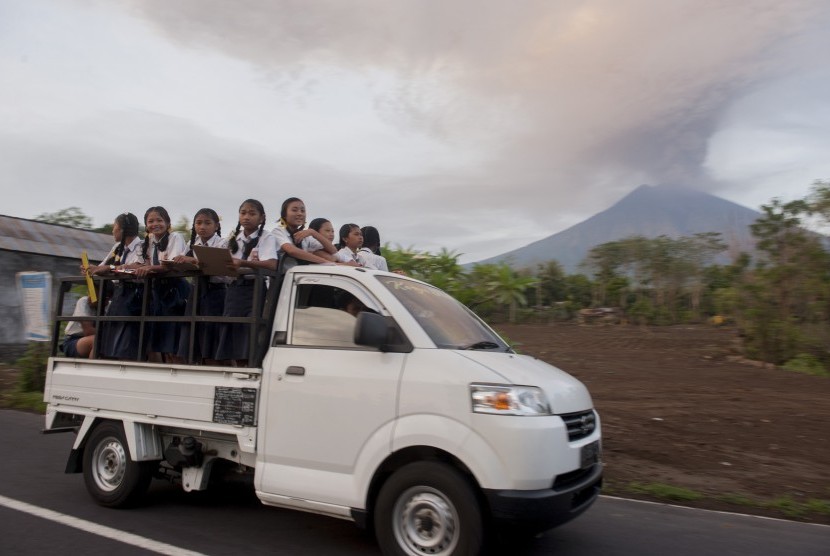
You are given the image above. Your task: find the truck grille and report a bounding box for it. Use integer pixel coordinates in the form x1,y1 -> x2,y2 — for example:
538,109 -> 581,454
561,410 -> 596,441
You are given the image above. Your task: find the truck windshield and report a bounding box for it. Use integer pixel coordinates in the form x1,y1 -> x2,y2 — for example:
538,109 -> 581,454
377,276 -> 510,351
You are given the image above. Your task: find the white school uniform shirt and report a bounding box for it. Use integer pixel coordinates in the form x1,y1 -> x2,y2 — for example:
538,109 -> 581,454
357,248 -> 389,271
230,228 -> 278,261
301,235 -> 323,253
336,247 -> 361,264
270,225 -> 296,254
148,232 -> 187,263
273,226 -> 338,261
191,233 -> 227,251
303,235 -> 346,261
102,236 -> 145,266
65,296 -> 94,336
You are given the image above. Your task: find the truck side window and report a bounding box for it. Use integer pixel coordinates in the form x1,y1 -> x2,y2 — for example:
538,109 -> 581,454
290,284 -> 377,349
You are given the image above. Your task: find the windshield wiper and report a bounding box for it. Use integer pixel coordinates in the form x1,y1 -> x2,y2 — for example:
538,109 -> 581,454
460,341 -> 501,351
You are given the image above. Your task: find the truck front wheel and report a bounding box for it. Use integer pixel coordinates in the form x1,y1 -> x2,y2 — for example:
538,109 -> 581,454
82,421 -> 153,508
374,462 -> 484,556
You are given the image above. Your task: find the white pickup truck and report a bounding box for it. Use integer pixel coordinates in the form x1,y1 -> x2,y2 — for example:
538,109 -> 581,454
44,265 -> 602,556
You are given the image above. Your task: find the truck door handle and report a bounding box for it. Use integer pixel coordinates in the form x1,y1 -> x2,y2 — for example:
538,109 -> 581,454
286,366 -> 305,376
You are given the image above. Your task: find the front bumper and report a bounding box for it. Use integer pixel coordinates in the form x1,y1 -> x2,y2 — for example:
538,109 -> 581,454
483,462 -> 603,533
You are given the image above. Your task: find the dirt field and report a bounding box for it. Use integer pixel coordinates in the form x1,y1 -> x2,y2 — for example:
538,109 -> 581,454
495,322 -> 830,523
2,323 -> 829,523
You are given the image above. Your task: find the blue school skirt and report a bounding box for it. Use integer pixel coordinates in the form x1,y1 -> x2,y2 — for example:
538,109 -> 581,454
178,279 -> 226,362
147,277 -> 191,354
214,279 -> 260,361
100,282 -> 144,360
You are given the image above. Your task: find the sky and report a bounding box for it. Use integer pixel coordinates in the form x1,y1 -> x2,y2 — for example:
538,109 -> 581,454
2,0 -> 829,263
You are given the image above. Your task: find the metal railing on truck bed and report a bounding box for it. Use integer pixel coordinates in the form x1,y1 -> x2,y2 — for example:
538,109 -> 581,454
50,269 -> 281,368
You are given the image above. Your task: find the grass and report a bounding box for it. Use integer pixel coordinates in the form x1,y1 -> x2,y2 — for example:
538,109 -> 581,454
719,492 -> 830,518
764,496 -> 830,518
627,482 -> 703,501
612,481 -> 830,521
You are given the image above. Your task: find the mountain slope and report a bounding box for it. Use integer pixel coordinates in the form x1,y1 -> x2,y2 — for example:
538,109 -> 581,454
475,184 -> 761,273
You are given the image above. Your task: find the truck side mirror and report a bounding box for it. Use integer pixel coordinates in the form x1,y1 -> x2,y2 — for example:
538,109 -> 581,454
354,312 -> 413,353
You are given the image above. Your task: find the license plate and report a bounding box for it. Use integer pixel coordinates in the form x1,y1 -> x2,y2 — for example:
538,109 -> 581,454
580,440 -> 600,469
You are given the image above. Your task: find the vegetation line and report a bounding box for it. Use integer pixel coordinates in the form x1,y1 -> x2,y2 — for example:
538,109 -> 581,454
603,481 -> 830,521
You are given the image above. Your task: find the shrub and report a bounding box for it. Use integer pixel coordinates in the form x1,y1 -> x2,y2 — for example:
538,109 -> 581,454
783,353 -> 829,377
15,342 -> 50,392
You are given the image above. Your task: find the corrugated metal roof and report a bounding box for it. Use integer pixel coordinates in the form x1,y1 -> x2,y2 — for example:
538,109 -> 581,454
0,214 -> 114,261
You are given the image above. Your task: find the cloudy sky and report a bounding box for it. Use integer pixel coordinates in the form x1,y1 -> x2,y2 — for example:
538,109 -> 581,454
2,0 -> 829,262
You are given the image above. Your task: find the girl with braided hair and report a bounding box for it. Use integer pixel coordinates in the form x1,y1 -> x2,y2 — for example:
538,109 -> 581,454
132,206 -> 190,362
215,199 -> 278,364
172,208 -> 227,363
89,212 -> 145,359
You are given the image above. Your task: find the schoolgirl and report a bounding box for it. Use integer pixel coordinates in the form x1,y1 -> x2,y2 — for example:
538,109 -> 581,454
358,226 -> 389,271
172,208 -> 227,364
90,212 -> 145,360
62,296 -> 96,358
215,199 -> 278,365
133,206 -> 190,362
308,218 -> 354,263
336,223 -> 364,265
270,198 -> 339,270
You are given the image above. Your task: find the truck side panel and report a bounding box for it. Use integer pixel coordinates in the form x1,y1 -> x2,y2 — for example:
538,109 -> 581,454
46,358 -> 261,423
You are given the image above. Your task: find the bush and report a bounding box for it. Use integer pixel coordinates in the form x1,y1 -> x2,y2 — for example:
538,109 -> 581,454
15,342 -> 50,392
783,353 -> 829,377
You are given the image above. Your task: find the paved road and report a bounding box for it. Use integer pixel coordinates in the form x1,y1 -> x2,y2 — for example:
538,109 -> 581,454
1,410 -> 827,555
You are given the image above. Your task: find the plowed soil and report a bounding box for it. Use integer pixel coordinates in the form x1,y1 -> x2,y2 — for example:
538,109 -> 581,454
495,322 -> 830,523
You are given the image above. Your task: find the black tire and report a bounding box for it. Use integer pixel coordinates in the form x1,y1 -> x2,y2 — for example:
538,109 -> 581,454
82,421 -> 153,508
374,462 -> 484,556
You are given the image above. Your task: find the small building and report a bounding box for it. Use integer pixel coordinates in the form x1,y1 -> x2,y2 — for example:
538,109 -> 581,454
0,215 -> 113,354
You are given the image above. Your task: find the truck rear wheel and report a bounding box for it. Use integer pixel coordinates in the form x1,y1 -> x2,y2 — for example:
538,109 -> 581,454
374,462 -> 483,556
82,421 -> 153,508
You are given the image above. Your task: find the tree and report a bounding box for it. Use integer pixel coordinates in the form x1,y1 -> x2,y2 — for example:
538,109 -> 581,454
34,207 -> 93,229
678,233 -> 727,320
741,197 -> 830,365
464,263 -> 537,323
535,261 -> 567,306
384,246 -> 465,291
583,233 -> 727,324
582,240 -> 626,306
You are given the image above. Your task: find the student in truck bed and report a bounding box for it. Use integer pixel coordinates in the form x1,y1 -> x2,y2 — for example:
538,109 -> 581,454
271,197 -> 340,271
215,199 -> 278,366
173,208 -> 228,364
134,206 -> 190,363
89,212 -> 146,360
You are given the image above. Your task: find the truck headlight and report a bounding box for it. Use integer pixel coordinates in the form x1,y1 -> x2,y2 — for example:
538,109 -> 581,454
470,384 -> 551,416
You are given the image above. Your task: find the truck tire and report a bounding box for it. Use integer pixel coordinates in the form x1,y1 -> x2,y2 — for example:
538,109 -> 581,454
374,461 -> 484,556
82,421 -> 153,508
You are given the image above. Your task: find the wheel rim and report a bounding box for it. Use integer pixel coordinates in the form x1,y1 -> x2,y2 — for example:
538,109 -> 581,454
393,486 -> 459,556
91,436 -> 128,492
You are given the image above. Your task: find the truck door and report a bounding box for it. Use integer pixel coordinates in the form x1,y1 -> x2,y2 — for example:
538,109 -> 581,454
257,274 -> 406,508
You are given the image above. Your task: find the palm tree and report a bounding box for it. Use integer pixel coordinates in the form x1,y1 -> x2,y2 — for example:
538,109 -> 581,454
477,263 -> 537,323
